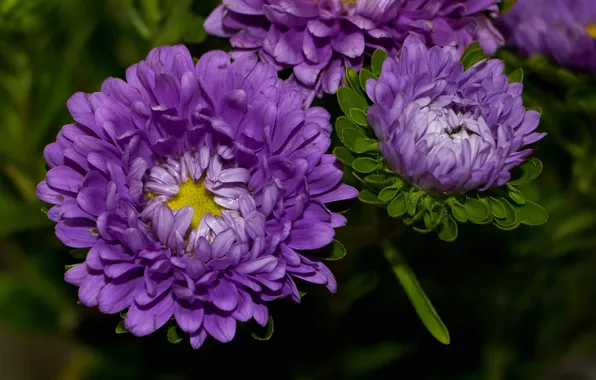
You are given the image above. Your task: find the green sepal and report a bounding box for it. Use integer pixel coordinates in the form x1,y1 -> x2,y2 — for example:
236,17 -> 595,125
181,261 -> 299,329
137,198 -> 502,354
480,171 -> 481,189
363,174 -> 394,188
115,320 -> 127,334
508,67 -> 524,83
437,216 -> 458,242
461,42 -> 487,69
313,239 -> 347,261
359,68 -> 375,94
388,193 -> 407,217
70,248 -> 89,259
335,116 -> 366,150
371,49 -> 389,78
167,325 -> 183,344
345,67 -> 365,98
64,264 -> 79,271
509,158 -> 543,186
378,181 -> 404,202
337,87 -> 369,123
516,200 -> 549,226
333,146 -> 355,166
352,138 -> 379,153
359,189 -> 385,205
251,316 -> 274,341
350,108 -> 368,126
352,157 -> 381,173
463,197 -> 490,223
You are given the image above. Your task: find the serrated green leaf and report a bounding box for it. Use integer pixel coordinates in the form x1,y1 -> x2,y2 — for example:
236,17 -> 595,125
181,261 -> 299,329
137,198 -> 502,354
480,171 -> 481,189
493,198 -> 520,230
64,264 -> 78,271
461,42 -> 487,70
352,157 -> 381,173
350,108 -> 368,126
371,49 -> 389,77
70,248 -> 89,259
388,194 -> 407,217
508,67 -> 523,83
333,146 -> 356,165
489,197 -> 507,219
167,325 -> 183,344
364,174 -> 393,187
115,320 -> 127,334
359,68 -> 375,93
352,138 -> 379,153
319,240 -> 347,261
407,191 -> 425,216
338,87 -> 369,120
345,67 -> 363,96
378,186 -> 400,202
359,189 -> 385,205
392,259 -> 450,344
464,198 -> 490,223
516,200 -> 548,226
509,190 -> 526,205
449,199 -> 469,223
251,316 -> 274,341
509,158 -> 543,186
437,216 -> 458,242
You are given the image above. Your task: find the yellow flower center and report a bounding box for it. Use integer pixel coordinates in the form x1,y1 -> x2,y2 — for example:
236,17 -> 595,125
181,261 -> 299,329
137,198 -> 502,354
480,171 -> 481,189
586,23 -> 596,38
165,179 -> 221,230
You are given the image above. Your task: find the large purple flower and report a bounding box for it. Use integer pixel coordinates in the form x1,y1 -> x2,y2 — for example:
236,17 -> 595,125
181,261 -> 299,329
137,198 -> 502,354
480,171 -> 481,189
366,35 -> 545,194
498,0 -> 596,73
36,46 -> 357,348
204,0 -> 503,105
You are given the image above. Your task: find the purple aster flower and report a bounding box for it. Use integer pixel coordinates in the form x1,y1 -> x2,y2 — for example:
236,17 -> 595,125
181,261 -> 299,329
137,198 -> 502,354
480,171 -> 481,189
36,46 -> 357,348
397,0 -> 505,55
204,0 -> 503,106
366,34 -> 545,194
498,0 -> 596,73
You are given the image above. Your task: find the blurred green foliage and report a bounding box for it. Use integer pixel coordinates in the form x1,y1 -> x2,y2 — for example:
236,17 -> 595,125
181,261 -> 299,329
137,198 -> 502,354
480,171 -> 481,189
1,1 -> 596,379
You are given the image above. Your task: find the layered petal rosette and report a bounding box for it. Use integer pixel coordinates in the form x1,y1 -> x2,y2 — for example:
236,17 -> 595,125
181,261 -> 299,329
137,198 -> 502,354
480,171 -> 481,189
333,35 -> 547,241
36,46 -> 357,348
204,0 -> 503,105
367,35 -> 544,193
498,0 -> 596,73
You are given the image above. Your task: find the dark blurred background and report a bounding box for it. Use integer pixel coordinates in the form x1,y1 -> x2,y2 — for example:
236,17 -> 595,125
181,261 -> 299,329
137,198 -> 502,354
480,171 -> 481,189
1,1 -> 596,379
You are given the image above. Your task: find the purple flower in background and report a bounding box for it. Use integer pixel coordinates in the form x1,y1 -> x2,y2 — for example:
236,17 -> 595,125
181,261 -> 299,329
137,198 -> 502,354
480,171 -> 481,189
204,0 -> 503,106
397,0 -> 504,55
498,0 -> 596,73
36,46 -> 357,348
366,35 -> 545,194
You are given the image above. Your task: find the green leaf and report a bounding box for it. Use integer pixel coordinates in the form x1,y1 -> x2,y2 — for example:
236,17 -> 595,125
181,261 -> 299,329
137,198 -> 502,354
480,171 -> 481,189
337,87 -> 369,119
407,190 -> 425,216
364,174 -> 393,187
318,240 -> 347,261
378,186 -> 400,202
516,200 -> 548,226
335,116 -> 366,150
488,197 -> 507,219
493,198 -> 520,230
359,68 -> 375,93
70,248 -> 89,259
358,189 -> 385,205
464,198 -> 490,223
508,68 -> 523,83
333,146 -> 355,166
352,138 -> 379,153
449,199 -> 469,223
251,316 -> 274,341
115,320 -> 127,334
167,325 -> 183,344
508,189 -> 526,205
392,262 -> 450,344
345,67 -> 363,95
371,49 -> 389,77
461,42 -> 487,70
352,157 -> 381,173
437,216 -> 458,242
349,108 -> 368,126
509,158 -> 543,186
388,194 -> 407,217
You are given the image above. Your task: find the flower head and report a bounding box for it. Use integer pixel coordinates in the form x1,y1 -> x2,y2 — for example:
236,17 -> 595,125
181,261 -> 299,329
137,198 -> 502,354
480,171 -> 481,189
366,34 -> 545,194
204,0 -> 503,105
37,46 -> 357,348
498,0 -> 596,73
